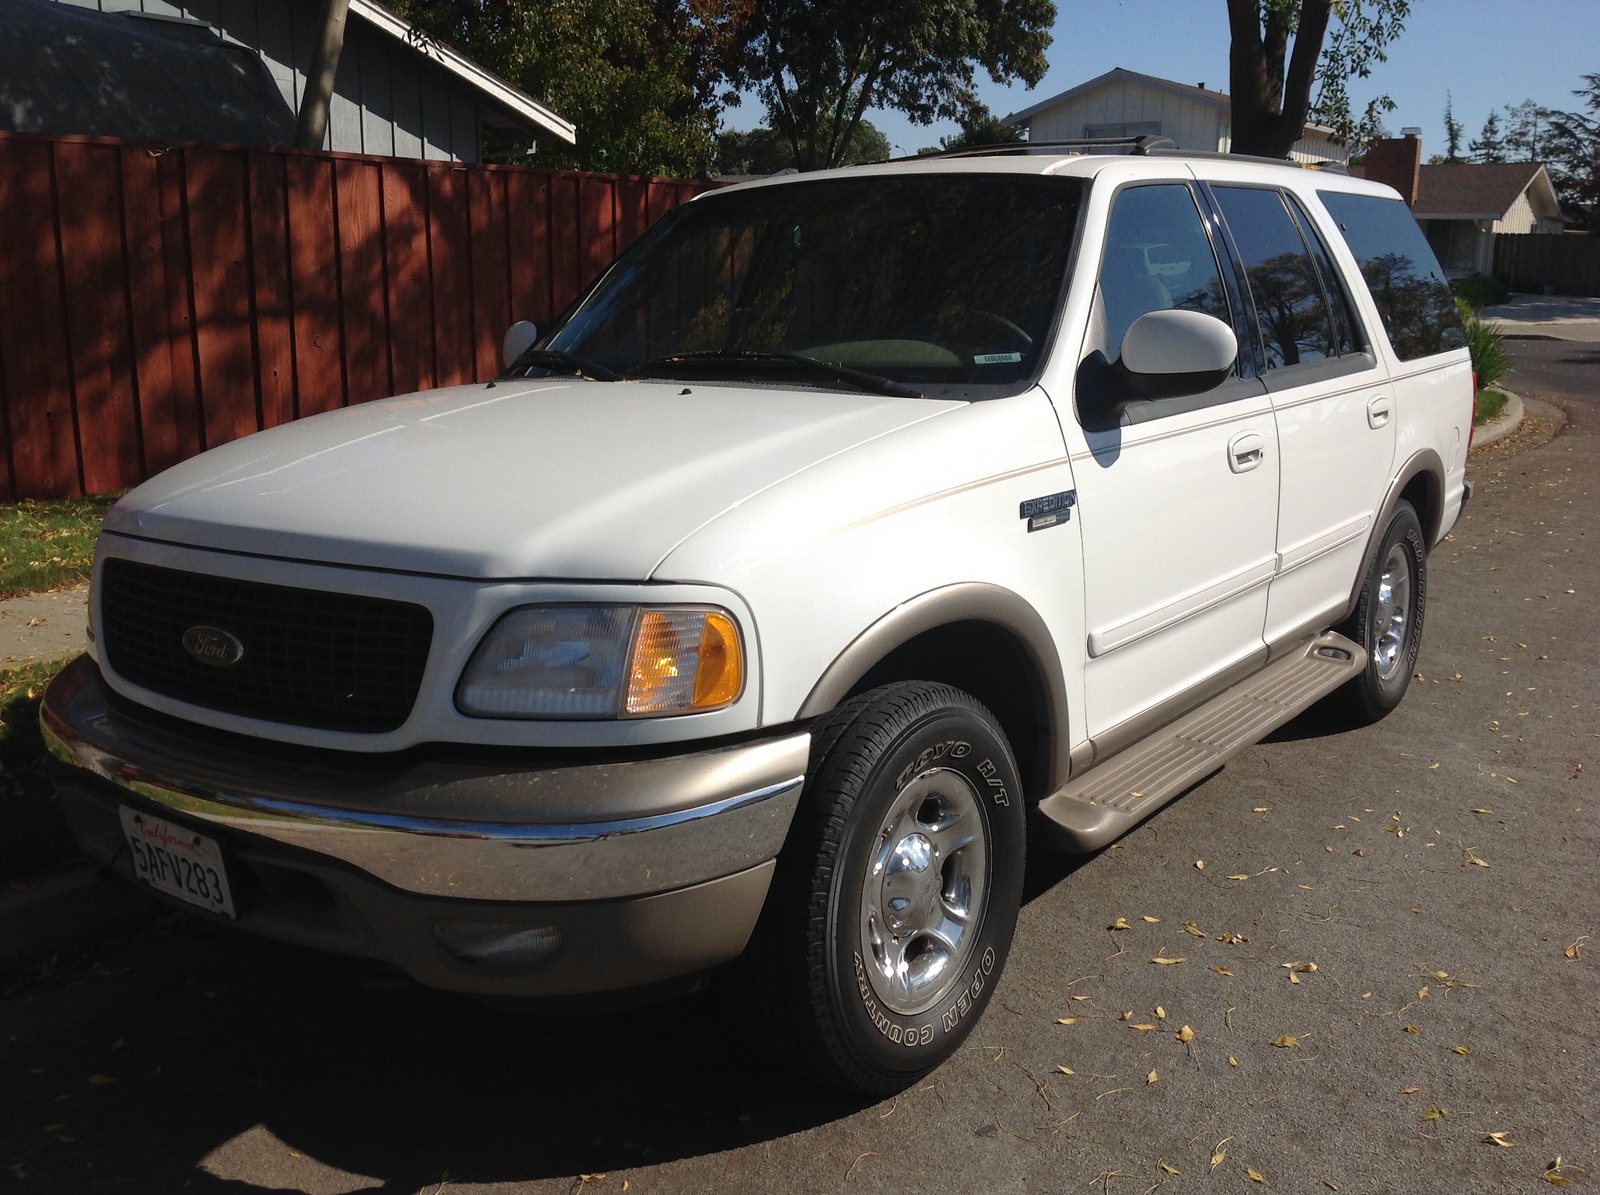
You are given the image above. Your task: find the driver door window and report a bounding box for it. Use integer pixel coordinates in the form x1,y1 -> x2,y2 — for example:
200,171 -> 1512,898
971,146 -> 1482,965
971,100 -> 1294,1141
1097,184 -> 1231,359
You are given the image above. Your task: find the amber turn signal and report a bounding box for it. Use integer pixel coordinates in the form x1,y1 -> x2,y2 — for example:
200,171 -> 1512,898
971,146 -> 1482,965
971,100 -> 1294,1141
624,608 -> 744,716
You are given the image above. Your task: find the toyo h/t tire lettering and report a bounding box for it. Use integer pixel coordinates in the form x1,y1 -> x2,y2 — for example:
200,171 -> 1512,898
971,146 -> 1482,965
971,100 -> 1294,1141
1339,499 -> 1427,723
728,681 -> 1026,1094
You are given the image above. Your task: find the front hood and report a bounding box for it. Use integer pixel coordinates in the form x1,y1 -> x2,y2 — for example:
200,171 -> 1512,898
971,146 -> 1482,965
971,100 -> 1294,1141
106,379 -> 961,579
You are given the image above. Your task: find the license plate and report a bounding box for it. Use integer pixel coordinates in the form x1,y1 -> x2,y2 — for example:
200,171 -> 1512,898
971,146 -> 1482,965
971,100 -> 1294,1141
118,807 -> 237,918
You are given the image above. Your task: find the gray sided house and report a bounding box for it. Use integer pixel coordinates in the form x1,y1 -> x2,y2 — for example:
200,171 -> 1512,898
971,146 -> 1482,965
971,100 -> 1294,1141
2,0 -> 573,161
1004,68 -> 1349,164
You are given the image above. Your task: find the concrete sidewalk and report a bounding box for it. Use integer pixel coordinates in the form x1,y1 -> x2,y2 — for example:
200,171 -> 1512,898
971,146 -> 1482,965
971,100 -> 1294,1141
0,586 -> 88,668
1481,293 -> 1600,342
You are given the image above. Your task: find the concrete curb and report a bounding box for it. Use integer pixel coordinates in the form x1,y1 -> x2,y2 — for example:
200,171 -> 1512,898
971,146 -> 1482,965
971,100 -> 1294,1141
0,866 -> 158,975
1472,387 -> 1524,449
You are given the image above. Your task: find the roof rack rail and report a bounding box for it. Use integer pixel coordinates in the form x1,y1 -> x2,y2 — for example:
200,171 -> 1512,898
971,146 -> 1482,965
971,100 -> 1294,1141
908,135 -> 1178,161
897,137 -> 1350,174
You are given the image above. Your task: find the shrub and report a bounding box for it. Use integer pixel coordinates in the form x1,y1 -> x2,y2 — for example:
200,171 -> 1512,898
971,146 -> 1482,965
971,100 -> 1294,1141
1456,297 -> 1512,392
1453,273 -> 1511,311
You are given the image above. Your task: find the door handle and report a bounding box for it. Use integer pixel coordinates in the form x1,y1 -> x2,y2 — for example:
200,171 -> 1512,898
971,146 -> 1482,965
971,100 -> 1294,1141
1228,431 -> 1265,473
1367,395 -> 1392,428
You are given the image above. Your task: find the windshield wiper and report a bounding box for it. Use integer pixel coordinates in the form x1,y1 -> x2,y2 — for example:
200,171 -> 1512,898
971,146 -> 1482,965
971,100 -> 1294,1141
500,347 -> 623,383
631,350 -> 922,398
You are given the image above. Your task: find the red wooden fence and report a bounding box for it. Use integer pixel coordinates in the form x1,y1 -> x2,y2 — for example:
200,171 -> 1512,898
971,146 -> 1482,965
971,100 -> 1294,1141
0,131 -> 712,500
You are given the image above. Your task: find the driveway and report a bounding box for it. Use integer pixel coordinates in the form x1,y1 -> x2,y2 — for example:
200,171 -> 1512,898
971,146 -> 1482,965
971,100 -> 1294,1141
2,341 -> 1595,1194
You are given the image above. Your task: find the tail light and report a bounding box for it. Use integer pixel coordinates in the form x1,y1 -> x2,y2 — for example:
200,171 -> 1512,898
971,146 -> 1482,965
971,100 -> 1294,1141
1468,371 -> 1479,450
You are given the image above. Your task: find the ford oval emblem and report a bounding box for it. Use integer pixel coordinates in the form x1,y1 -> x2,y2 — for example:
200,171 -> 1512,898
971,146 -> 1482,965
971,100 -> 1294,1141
182,626 -> 245,667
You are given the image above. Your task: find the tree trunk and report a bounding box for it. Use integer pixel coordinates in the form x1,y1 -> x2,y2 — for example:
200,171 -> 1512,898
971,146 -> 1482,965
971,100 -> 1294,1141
294,0 -> 352,151
1227,0 -> 1333,159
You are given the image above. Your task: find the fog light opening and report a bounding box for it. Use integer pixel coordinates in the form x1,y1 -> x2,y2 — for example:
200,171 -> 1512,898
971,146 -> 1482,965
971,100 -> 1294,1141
435,922 -> 563,969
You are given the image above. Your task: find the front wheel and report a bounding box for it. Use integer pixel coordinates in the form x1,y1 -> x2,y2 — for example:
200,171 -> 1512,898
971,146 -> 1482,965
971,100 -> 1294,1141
1338,500 -> 1427,723
728,681 -> 1026,1094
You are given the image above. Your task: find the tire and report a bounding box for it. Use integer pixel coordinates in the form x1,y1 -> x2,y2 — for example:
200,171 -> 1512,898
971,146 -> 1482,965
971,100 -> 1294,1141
728,681 -> 1026,1094
1338,500 -> 1427,723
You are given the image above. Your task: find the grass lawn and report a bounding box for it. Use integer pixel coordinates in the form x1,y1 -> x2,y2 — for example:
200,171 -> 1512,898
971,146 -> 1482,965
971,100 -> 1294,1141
0,655 -> 78,885
0,494 -> 116,600
1475,387 -> 1509,426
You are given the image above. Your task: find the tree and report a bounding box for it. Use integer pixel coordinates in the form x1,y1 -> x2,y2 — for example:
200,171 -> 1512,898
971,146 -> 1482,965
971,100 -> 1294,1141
931,100 -> 1027,152
1226,0 -> 1409,159
1502,99 -> 1547,161
1442,91 -> 1464,163
1543,73 -> 1600,229
734,0 -> 1055,172
390,0 -> 749,177
715,118 -> 890,175
1470,109 -> 1505,162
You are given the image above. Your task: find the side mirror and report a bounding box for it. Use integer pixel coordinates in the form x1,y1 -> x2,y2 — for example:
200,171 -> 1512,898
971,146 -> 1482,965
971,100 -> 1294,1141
1116,309 -> 1237,400
501,321 -> 540,371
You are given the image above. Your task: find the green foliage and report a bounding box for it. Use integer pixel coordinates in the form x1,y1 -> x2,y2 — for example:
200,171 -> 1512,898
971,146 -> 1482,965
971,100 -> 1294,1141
1456,297 -> 1511,393
715,119 -> 890,175
1474,387 -> 1508,426
1469,108 -> 1504,162
0,495 -> 114,600
1443,91 -> 1464,163
1453,273 -> 1510,311
931,102 -> 1027,153
734,0 -> 1055,171
391,0 -> 748,177
1541,74 -> 1600,229
1227,0 -> 1410,158
0,656 -> 78,885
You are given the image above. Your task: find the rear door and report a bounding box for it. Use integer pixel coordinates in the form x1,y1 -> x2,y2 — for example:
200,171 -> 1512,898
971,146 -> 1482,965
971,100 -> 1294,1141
1203,180 -> 1396,647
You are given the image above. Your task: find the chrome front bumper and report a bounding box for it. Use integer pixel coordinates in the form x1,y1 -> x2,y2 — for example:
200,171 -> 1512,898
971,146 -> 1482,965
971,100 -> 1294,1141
41,656 -> 810,996
42,656 -> 807,903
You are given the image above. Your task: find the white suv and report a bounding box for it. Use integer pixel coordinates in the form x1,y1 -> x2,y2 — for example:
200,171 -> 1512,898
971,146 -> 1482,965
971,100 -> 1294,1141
44,143 -> 1472,1093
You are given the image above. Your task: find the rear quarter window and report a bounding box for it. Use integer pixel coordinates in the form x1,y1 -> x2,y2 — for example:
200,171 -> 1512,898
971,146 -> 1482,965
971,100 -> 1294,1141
1316,191 -> 1466,362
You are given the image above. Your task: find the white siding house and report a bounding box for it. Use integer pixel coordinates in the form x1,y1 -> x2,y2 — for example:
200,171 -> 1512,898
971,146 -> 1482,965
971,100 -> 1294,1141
1004,68 -> 1349,164
34,0 -> 573,161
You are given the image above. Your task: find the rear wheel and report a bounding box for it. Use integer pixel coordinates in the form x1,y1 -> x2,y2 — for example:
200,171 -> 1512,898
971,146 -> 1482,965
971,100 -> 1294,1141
729,681 -> 1026,1094
1339,500 -> 1427,722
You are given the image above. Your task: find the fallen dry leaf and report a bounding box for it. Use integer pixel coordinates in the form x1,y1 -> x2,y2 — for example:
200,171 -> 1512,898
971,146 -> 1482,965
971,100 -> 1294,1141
1130,1023 -> 1157,1032
1150,956 -> 1187,965
1423,1103 -> 1450,1122
1213,965 -> 1234,976
1183,920 -> 1206,937
1056,1065 -> 1074,1075
1483,1132 -> 1515,1148
1194,860 -> 1205,870
1141,915 -> 1162,923
1271,1035 -> 1299,1048
1056,1017 -> 1078,1025
1155,1005 -> 1166,1019
1216,933 -> 1247,944
1453,1046 -> 1471,1056
1211,1149 -> 1227,1170
1177,1025 -> 1195,1043
1158,1162 -> 1180,1175
1564,936 -> 1588,960
1146,1069 -> 1159,1085
1247,1167 -> 1267,1183
1229,873 -> 1250,881
1404,1025 -> 1421,1034
1418,985 -> 1430,999
1227,1055 -> 1238,1067
1400,1086 -> 1420,1095
1110,916 -> 1130,931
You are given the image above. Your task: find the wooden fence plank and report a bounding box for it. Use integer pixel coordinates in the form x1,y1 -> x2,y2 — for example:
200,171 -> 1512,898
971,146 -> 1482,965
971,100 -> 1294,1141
550,171 -> 582,314
285,155 -> 344,418
579,175 -> 616,297
0,138 -> 81,497
248,154 -> 297,430
185,148 -> 259,450
54,142 -> 142,493
505,170 -> 549,325
334,158 -> 390,405
120,147 -> 183,478
468,168 -> 510,381
427,164 -> 474,387
1493,234 -> 1600,298
382,162 -> 434,395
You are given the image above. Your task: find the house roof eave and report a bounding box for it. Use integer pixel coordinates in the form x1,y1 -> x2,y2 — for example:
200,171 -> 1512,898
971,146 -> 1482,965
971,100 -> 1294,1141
350,0 -> 576,145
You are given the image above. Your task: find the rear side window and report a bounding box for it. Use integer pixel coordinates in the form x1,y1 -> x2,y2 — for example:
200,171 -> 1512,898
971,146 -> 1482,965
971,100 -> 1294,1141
1212,186 -> 1339,369
1317,191 -> 1465,361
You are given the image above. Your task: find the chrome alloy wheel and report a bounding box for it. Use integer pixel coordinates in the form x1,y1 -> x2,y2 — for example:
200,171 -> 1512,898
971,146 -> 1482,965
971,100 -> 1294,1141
857,767 -> 989,1017
1372,543 -> 1413,682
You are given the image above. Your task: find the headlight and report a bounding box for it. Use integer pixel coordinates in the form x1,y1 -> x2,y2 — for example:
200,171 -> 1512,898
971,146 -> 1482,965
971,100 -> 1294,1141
456,605 -> 745,720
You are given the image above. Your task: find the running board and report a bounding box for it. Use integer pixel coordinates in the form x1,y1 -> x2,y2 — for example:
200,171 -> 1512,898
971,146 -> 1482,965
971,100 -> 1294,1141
1036,632 -> 1365,852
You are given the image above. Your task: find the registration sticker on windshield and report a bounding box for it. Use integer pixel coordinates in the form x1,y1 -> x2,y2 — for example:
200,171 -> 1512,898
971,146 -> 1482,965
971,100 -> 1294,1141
973,352 -> 1023,364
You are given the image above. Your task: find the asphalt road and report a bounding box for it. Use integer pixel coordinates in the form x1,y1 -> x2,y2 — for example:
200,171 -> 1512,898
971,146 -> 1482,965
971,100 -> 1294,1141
2,340 -> 1594,1194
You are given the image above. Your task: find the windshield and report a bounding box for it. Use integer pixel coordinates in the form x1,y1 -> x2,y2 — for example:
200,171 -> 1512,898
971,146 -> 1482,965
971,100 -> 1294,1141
540,173 -> 1085,398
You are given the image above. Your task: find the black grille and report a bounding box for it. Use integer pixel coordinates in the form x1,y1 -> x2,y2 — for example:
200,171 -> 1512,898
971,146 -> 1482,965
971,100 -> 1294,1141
100,559 -> 434,734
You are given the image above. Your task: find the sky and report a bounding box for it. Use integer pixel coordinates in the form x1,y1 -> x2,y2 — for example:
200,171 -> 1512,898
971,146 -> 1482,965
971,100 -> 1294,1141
723,0 -> 1600,159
